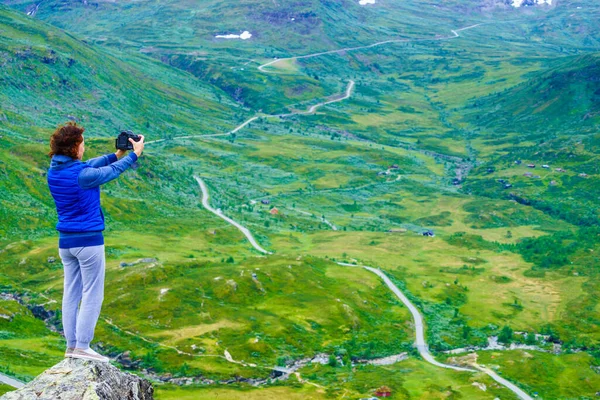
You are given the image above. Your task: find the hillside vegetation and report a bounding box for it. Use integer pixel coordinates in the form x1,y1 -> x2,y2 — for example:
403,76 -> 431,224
1,0 -> 600,398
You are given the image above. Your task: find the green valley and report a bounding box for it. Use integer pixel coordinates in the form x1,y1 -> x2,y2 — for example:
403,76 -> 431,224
1,0 -> 600,398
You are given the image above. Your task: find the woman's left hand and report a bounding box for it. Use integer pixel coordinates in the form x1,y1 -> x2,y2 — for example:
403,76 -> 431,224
115,149 -> 126,158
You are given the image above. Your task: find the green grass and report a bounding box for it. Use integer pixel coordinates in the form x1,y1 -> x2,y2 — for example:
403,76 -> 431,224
0,384 -> 15,396
1,1 -> 600,398
475,350 -> 600,399
0,299 -> 64,380
296,358 -> 519,399
155,383 -> 327,400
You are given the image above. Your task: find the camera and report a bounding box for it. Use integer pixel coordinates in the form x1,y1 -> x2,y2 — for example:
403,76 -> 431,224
115,130 -> 141,151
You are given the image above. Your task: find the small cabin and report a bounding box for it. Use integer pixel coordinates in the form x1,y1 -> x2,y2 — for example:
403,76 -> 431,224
504,183 -> 512,189
542,165 -> 550,169
579,173 -> 588,178
527,164 -> 536,168
261,199 -> 270,205
269,207 -> 279,215
375,386 -> 392,398
555,168 -> 566,173
514,160 -> 522,165
524,172 -> 533,177
422,230 -> 435,237
389,164 -> 399,169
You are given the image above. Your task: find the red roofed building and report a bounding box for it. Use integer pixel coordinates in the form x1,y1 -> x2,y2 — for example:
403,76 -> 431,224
269,207 -> 279,215
375,386 -> 392,397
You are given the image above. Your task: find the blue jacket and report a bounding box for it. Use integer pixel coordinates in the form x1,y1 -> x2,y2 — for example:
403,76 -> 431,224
48,152 -> 138,248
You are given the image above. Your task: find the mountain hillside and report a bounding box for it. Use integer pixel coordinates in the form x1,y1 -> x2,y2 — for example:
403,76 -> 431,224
0,4 -> 241,140
2,1 -> 600,399
464,53 -> 600,140
0,3 -> 246,242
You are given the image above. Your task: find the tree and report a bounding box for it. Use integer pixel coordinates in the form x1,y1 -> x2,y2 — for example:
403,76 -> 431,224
498,325 -> 513,344
178,362 -> 190,376
462,325 -> 471,339
328,354 -> 338,367
525,332 -> 537,345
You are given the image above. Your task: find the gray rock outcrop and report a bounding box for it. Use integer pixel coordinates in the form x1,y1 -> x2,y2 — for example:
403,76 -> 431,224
0,358 -> 153,400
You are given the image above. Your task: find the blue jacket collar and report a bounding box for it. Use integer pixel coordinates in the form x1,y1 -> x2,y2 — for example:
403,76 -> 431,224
50,155 -> 79,170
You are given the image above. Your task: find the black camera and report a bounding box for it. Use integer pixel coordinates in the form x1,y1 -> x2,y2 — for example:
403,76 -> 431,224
115,130 -> 141,151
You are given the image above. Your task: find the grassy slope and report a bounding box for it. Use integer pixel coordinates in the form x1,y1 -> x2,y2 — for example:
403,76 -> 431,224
1,1 -> 600,399
476,350 -> 600,399
0,4 -> 242,135
0,2 -> 247,243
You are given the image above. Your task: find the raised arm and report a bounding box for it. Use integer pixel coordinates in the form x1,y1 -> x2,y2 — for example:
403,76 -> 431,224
79,136 -> 144,189
78,153 -> 138,189
86,153 -> 118,168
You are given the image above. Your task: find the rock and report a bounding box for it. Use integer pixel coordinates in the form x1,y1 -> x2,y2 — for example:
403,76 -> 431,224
447,352 -> 478,367
114,351 -> 139,369
47,257 -> 56,263
226,279 -> 238,291
29,305 -> 54,322
0,358 -> 153,400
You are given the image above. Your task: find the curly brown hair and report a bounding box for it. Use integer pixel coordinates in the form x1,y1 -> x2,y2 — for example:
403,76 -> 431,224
49,122 -> 85,158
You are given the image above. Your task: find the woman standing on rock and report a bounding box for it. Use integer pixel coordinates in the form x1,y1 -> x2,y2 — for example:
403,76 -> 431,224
47,122 -> 144,362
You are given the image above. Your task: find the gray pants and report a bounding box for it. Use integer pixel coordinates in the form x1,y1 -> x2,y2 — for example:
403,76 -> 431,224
58,245 -> 105,350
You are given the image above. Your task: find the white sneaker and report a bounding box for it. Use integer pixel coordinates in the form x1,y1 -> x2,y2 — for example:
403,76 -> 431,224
65,347 -> 75,358
71,347 -> 109,363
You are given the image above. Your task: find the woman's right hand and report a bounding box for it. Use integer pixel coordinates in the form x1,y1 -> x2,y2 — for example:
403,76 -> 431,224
129,135 -> 145,157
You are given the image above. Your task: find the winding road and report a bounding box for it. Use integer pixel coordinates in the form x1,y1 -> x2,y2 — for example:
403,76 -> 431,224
293,208 -> 337,231
194,176 -> 271,255
0,373 -> 24,389
258,24 -> 482,72
3,22 -> 532,399
147,23 -> 481,146
336,262 -> 474,373
146,22 -> 532,398
274,80 -> 355,116
146,80 -> 355,147
195,180 -> 533,400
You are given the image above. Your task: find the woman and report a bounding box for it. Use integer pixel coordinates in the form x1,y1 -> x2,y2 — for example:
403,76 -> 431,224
47,122 -> 144,362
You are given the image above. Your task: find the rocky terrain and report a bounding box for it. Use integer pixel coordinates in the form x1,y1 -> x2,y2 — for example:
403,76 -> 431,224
0,359 -> 153,400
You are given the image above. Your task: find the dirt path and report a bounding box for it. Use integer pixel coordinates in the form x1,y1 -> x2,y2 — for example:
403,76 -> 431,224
0,373 -> 24,389
336,263 -> 475,373
257,24 -> 482,72
475,364 -> 533,400
271,80 -> 355,116
146,81 -> 354,146
194,176 -> 271,254
290,208 -> 337,231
